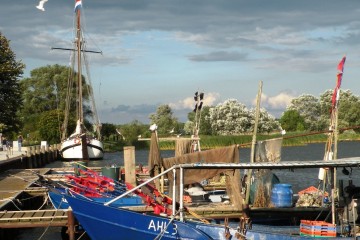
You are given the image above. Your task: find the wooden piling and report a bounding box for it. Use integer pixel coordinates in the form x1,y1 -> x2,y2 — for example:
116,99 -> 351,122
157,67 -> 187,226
124,146 -> 136,186
67,210 -> 75,240
0,144 -> 60,174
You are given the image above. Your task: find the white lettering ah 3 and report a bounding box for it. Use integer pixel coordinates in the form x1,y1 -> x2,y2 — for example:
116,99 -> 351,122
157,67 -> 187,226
148,219 -> 178,235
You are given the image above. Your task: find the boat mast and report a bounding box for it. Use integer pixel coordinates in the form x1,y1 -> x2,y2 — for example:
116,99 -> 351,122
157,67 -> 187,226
52,0 -> 102,141
245,81 -> 262,205
321,56 -> 346,224
76,6 -> 83,128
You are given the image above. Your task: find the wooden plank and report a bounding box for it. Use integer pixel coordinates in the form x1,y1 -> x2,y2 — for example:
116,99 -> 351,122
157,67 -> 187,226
12,211 -> 26,220
0,215 -> 67,221
32,211 -> 43,218
23,212 -> 35,218
0,210 -> 68,222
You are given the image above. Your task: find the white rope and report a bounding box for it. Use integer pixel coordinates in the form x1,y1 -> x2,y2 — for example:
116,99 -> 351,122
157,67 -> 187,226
0,198 -> 22,210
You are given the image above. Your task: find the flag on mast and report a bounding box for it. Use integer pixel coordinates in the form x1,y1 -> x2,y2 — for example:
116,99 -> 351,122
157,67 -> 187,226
331,56 -> 346,109
74,0 -> 82,12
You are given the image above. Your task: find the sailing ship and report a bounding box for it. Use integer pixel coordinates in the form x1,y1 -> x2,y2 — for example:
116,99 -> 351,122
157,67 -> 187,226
58,0 -> 104,160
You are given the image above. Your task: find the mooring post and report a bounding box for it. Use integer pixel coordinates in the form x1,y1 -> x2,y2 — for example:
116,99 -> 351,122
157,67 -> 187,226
67,210 -> 75,240
40,145 -> 45,166
36,145 -> 41,168
124,146 -> 136,186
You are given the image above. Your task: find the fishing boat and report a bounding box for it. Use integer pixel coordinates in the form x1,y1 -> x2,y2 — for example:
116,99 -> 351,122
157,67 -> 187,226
64,156 -> 360,239
44,163 -> 142,209
48,187 -> 143,210
58,0 -> 104,160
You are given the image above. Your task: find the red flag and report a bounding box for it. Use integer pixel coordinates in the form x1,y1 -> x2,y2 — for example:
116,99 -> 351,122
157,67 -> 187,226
337,56 -> 346,74
336,56 -> 346,89
74,0 -> 82,12
331,56 -> 346,109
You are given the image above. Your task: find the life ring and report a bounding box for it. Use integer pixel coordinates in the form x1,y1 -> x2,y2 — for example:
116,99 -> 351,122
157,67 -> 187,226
74,138 -> 80,144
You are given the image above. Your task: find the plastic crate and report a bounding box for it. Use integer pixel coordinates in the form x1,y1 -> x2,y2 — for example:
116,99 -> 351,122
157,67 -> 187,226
300,220 -> 336,237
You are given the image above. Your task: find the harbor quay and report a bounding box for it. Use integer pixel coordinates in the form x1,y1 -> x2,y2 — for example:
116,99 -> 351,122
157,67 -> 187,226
0,144 -> 60,172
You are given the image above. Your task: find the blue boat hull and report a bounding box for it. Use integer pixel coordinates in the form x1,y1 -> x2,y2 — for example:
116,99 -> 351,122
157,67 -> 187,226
49,189 -> 143,209
65,196 -> 213,240
65,196 -> 355,240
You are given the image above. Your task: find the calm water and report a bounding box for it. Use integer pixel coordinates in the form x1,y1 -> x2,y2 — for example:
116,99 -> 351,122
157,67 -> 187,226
17,141 -> 360,240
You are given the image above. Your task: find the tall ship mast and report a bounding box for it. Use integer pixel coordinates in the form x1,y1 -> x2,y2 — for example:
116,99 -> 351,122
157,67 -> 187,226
59,0 -> 104,160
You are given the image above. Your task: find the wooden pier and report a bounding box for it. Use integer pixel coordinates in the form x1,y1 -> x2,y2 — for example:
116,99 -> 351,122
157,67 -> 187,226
0,167 -> 77,240
0,144 -> 60,175
0,209 -> 70,228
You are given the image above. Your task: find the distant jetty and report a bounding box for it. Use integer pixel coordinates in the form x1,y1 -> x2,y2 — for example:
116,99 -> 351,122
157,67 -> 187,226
0,144 -> 60,173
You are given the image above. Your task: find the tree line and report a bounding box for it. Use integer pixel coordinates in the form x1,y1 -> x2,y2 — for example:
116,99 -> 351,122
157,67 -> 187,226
1,32 -> 360,147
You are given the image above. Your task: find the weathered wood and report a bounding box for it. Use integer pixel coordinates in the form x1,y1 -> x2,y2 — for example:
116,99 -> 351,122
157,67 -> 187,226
0,209 -> 68,228
124,146 -> 136,186
67,210 -> 75,240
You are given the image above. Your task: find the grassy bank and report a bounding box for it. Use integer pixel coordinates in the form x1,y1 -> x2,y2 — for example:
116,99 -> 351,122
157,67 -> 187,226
103,131 -> 360,152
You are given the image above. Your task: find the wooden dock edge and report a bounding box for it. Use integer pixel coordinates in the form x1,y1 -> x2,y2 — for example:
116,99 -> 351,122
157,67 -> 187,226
0,209 -> 76,240
0,144 -> 60,173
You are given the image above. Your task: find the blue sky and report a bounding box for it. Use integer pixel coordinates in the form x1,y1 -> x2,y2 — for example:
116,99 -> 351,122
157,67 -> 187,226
1,0 -> 360,124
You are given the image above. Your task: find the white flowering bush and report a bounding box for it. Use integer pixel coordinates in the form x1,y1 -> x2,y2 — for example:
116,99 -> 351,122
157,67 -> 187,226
209,99 -> 251,135
209,99 -> 281,135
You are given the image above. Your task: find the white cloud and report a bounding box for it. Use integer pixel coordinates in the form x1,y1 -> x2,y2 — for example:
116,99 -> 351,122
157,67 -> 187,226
257,91 -> 296,109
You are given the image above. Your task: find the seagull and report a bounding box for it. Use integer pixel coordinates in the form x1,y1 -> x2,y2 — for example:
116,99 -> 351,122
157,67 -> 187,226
36,0 -> 48,11
281,129 -> 286,135
169,128 -> 174,134
116,129 -> 125,140
137,135 -> 142,138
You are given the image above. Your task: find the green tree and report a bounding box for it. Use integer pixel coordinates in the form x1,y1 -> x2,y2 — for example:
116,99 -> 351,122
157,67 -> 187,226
320,89 -> 360,132
250,108 -> 281,133
280,109 -> 306,132
0,32 -> 25,134
287,94 -> 320,131
38,110 -> 63,144
20,64 -> 91,141
149,104 -> 178,135
120,120 -> 149,147
187,106 -> 212,135
183,121 -> 194,135
101,123 -> 117,140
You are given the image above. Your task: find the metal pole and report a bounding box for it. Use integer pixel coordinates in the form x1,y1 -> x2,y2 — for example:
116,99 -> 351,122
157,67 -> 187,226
172,168 -> 176,215
179,167 -> 184,222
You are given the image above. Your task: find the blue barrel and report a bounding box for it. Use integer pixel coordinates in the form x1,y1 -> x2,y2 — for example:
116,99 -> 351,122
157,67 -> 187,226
271,184 -> 293,207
